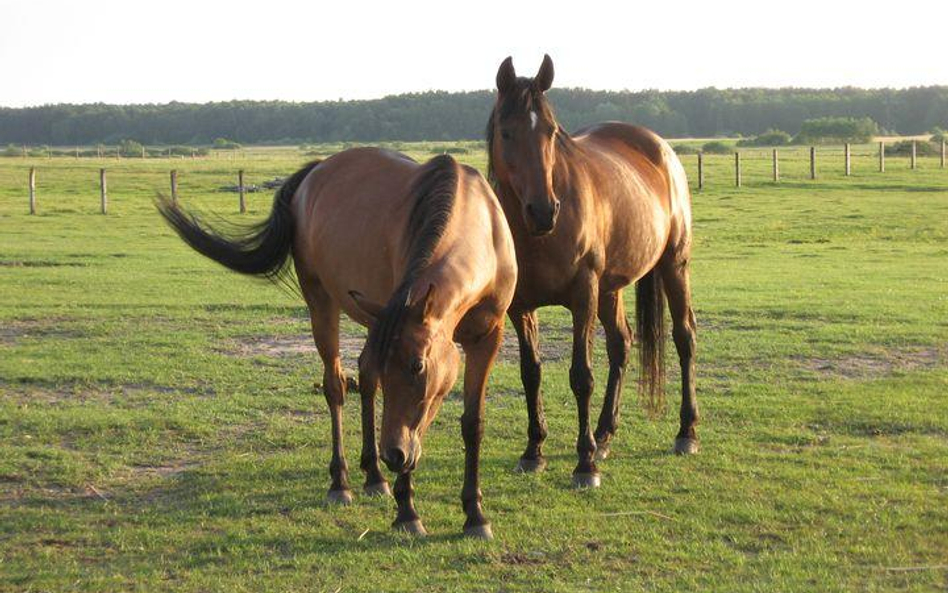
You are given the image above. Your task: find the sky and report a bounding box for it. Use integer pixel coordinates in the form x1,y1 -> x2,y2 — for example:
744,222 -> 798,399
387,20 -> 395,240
1,0 -> 946,107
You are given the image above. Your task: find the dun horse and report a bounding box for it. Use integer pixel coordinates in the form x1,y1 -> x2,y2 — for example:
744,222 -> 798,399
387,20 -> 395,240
486,56 -> 699,488
157,149 -> 516,538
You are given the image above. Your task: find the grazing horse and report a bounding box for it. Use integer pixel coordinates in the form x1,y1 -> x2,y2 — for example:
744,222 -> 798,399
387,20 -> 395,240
486,55 -> 699,488
157,149 -> 516,538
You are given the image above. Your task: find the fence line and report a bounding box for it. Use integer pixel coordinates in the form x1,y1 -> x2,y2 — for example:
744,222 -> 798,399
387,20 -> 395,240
11,145 -> 946,213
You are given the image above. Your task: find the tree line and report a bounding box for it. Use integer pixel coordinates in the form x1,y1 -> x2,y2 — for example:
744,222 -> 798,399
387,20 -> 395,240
1,86 -> 946,145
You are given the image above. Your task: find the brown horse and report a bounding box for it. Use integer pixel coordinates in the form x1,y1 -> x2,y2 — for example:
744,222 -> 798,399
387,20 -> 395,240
157,149 -> 516,538
486,55 -> 699,488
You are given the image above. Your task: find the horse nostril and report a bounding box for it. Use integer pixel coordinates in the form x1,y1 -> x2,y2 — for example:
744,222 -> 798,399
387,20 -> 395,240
553,200 -> 561,216
384,447 -> 406,470
525,204 -> 535,217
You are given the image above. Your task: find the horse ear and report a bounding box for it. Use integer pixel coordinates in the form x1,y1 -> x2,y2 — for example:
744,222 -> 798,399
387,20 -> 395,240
496,56 -> 516,94
535,54 -> 554,92
409,283 -> 436,319
349,290 -> 384,322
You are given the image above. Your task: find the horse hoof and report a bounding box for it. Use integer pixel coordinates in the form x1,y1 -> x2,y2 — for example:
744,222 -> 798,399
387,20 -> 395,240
594,443 -> 611,461
363,481 -> 391,497
515,457 -> 547,473
326,489 -> 354,505
463,523 -> 494,540
393,519 -> 427,536
674,437 -> 699,455
572,472 -> 601,489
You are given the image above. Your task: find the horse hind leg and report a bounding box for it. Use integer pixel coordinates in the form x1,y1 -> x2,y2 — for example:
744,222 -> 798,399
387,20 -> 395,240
304,285 -> 354,503
594,289 -> 632,460
660,248 -> 699,454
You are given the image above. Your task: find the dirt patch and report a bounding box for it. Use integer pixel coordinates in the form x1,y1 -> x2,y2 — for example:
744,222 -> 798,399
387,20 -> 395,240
0,319 -> 86,345
0,260 -> 88,268
221,333 -> 365,369
796,347 -> 945,380
0,380 -> 214,406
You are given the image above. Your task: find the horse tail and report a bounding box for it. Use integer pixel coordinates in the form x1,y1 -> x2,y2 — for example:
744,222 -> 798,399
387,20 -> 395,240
636,264 -> 666,417
155,160 -> 320,287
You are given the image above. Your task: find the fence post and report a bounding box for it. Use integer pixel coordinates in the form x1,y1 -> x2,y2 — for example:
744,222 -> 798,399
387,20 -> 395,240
773,149 -> 779,182
100,168 -> 108,214
810,146 -> 816,179
697,152 -> 704,191
75,147 -> 79,160
734,152 -> 741,187
911,140 -> 917,170
29,167 -> 36,215
942,140 -> 946,168
879,141 -> 885,172
170,170 -> 178,203
844,143 -> 851,176
238,170 -> 246,213
141,145 -> 146,159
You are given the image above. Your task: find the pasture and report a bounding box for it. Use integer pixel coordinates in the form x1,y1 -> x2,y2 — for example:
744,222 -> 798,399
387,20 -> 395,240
1,144 -> 946,591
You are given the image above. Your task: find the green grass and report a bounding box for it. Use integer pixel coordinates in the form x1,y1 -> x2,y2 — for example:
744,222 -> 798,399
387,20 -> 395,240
1,144 -> 947,592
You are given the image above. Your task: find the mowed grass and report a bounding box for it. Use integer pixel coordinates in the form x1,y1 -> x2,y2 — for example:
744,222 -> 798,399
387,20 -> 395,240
0,144 -> 946,592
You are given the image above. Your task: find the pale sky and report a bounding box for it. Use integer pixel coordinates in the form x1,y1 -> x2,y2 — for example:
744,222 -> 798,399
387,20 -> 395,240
1,0 -> 946,107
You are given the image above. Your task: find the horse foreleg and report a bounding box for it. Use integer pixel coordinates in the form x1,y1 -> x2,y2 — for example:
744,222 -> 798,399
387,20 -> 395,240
392,471 -> 425,535
661,253 -> 699,454
594,289 -> 632,460
509,308 -> 548,472
570,273 -> 600,488
357,349 -> 390,496
459,324 -> 503,539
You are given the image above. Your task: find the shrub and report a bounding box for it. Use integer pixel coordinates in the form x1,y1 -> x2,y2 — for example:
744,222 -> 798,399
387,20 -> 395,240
2,144 -> 21,157
672,144 -> 698,155
737,129 -> 792,147
428,145 -> 469,155
884,140 -> 940,157
213,137 -> 241,150
795,117 -> 879,144
701,141 -> 733,154
929,127 -> 948,144
119,139 -> 144,157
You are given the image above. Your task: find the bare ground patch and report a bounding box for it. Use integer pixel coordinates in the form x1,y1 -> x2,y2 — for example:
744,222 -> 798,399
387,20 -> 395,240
0,380 -> 215,406
795,347 -> 945,380
220,333 -> 365,369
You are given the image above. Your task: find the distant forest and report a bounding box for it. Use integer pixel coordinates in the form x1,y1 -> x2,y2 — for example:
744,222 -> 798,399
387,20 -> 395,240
2,87 -> 947,145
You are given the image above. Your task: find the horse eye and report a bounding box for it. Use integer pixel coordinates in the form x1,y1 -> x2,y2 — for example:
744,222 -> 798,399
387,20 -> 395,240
410,358 -> 424,375
500,130 -> 512,141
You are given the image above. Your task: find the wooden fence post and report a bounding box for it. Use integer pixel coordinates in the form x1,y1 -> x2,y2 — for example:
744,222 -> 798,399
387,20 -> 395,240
879,141 -> 885,172
734,152 -> 741,187
100,168 -> 108,214
810,146 -> 816,179
697,152 -> 704,191
141,145 -> 146,159
238,170 -> 246,213
942,140 -> 946,168
911,140 -> 917,170
170,170 -> 178,203
29,167 -> 36,215
772,149 -> 779,182
844,143 -> 851,176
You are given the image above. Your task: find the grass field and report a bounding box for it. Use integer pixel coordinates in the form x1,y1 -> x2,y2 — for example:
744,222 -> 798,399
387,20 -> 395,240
1,143 -> 947,592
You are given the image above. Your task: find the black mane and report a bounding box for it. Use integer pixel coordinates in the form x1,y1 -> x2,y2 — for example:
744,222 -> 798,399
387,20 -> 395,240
366,154 -> 459,366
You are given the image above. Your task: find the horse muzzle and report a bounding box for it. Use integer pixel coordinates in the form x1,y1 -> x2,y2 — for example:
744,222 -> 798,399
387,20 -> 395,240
524,198 -> 560,236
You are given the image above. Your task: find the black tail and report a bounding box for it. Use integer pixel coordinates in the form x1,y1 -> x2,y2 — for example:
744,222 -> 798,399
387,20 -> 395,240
156,161 -> 320,287
636,265 -> 666,417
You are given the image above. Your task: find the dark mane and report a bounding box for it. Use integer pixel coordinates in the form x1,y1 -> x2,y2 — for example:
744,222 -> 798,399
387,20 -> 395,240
485,80 -> 576,188
367,154 -> 459,366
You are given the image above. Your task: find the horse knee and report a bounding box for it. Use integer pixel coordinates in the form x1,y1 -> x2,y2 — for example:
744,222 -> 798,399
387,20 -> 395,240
520,356 -> 542,394
323,367 -> 347,406
569,364 -> 594,398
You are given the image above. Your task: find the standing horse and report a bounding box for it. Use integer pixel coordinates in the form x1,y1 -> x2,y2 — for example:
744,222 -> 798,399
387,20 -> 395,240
486,55 -> 699,488
157,149 -> 516,538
